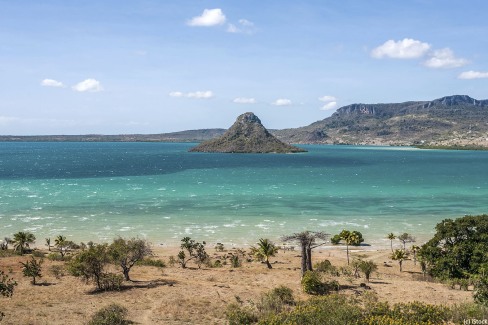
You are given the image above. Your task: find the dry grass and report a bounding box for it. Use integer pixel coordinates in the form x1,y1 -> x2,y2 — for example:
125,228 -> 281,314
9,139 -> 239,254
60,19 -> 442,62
0,246 -> 473,324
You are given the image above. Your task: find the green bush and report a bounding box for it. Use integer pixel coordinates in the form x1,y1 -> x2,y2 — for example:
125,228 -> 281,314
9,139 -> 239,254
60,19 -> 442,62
225,303 -> 258,325
231,255 -> 241,268
257,286 -> 295,317
31,250 -> 45,258
99,273 -> 123,291
135,258 -> 166,268
88,303 -> 130,325
49,265 -> 65,279
450,302 -> 488,323
47,252 -> 66,261
314,259 -> 338,276
301,271 -> 338,295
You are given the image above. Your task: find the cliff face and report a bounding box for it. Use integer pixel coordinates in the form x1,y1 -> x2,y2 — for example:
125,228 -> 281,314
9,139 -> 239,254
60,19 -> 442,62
189,112 -> 306,153
273,95 -> 488,147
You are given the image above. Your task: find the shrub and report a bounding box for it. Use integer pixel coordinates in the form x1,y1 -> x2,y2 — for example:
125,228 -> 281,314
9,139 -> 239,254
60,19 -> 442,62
257,286 -> 295,317
359,260 -> 378,282
31,250 -> 45,258
301,271 -> 338,295
450,302 -> 488,323
136,258 -> 166,268
99,273 -> 123,291
225,303 -> 258,325
47,252 -> 65,261
168,256 -> 176,267
49,265 -> 65,279
231,255 -> 241,268
388,301 -> 450,324
20,256 -> 43,285
88,304 -> 130,325
215,243 -> 225,252
474,275 -> 488,306
178,237 -> 208,268
314,259 -> 338,276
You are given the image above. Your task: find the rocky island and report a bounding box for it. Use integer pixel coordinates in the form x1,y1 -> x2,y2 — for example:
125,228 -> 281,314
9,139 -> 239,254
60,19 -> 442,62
189,112 -> 306,153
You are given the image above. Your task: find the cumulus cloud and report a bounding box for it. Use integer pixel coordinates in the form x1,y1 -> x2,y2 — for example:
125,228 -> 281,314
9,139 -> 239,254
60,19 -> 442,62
41,79 -> 65,88
458,70 -> 488,79
318,95 -> 338,110
72,79 -> 103,92
227,19 -> 256,34
424,48 -> 468,69
169,90 -> 214,99
371,38 -> 431,59
272,98 -> 292,106
321,102 -> 337,110
233,97 -> 256,104
187,8 -> 226,27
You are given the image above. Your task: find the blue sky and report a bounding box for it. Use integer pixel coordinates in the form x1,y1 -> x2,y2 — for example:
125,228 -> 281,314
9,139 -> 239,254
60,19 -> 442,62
0,0 -> 487,135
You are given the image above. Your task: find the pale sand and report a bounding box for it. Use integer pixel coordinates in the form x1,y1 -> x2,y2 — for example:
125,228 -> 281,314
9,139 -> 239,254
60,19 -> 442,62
0,245 -> 473,324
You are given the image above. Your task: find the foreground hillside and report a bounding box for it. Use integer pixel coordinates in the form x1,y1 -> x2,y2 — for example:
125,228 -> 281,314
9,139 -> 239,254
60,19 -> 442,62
0,246 -> 473,324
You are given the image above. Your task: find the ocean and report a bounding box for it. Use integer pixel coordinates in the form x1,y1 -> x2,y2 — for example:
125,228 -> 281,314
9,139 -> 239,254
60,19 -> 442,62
1,142 -> 487,248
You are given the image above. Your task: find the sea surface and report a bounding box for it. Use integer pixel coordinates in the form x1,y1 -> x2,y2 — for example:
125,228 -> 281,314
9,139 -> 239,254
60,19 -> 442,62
1,142 -> 487,248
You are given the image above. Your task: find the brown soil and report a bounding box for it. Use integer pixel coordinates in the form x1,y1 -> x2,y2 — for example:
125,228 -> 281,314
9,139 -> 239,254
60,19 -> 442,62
0,246 -> 473,324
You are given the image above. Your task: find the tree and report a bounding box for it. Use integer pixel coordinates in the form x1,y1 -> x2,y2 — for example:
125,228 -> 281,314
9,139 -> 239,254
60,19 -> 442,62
359,260 -> 377,282
282,231 -> 329,277
178,237 -> 208,269
20,256 -> 43,285
12,231 -> 36,255
54,235 -> 76,258
398,233 -> 415,251
387,233 -> 396,252
250,238 -> 279,269
333,230 -> 364,265
68,244 -> 110,290
108,237 -> 152,281
411,245 -> 420,266
1,270 -> 17,321
391,249 -> 408,272
419,215 -> 488,279
1,237 -> 12,250
45,238 -> 51,251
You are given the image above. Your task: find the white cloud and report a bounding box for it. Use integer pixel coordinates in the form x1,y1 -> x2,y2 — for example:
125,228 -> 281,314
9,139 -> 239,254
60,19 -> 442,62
187,8 -> 226,27
371,38 -> 431,59
170,90 -> 214,99
318,95 -> 337,102
169,91 -> 184,97
233,97 -> 256,104
320,102 -> 337,110
227,18 -> 256,34
272,98 -> 292,106
424,48 -> 468,69
187,91 -> 214,99
41,79 -> 65,88
458,70 -> 488,79
72,79 -> 103,92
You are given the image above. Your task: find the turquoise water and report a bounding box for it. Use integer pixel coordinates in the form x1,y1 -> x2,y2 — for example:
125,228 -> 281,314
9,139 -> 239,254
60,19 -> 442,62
1,142 -> 487,247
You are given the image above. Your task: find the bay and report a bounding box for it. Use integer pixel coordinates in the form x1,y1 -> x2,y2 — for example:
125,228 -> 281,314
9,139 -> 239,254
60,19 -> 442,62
1,142 -> 487,247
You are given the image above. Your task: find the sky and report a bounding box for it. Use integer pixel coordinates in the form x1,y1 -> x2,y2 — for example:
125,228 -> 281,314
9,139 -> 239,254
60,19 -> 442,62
0,0 -> 487,135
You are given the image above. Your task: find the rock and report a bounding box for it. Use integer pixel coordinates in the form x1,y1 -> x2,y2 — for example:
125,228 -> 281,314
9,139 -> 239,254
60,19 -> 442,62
189,112 -> 306,153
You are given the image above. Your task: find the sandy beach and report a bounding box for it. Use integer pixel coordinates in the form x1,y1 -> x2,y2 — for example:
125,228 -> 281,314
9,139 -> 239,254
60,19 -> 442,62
0,243 -> 473,324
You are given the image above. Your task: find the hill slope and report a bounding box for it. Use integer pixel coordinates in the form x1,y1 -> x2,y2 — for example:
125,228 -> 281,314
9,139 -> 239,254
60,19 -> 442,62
189,112 -> 306,153
274,95 -> 488,147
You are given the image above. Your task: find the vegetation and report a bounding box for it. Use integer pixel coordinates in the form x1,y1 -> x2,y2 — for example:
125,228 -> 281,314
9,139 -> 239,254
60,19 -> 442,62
282,231 -> 328,277
54,235 -> 75,258
398,233 -> 415,250
88,304 -> 130,325
419,215 -> 488,279
0,270 -> 17,321
391,249 -> 408,272
68,243 -> 115,291
45,237 -> 51,251
12,231 -> 36,255
387,233 -> 396,252
332,230 -> 364,265
250,238 -> 279,269
108,237 -> 152,281
178,237 -> 208,268
301,271 -> 339,295
358,260 -> 378,282
20,256 -> 43,285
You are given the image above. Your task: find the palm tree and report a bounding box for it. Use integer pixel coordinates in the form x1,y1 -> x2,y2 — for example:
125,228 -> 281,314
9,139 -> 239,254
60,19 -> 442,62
411,245 -> 420,266
54,235 -> 68,257
340,230 -> 360,265
391,249 -> 408,272
12,231 -> 36,255
387,233 -> 396,252
250,238 -> 278,269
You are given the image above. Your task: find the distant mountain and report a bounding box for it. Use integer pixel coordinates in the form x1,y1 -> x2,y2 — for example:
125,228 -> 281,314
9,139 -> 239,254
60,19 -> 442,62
189,112 -> 306,153
2,95 -> 488,149
273,95 -> 488,148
